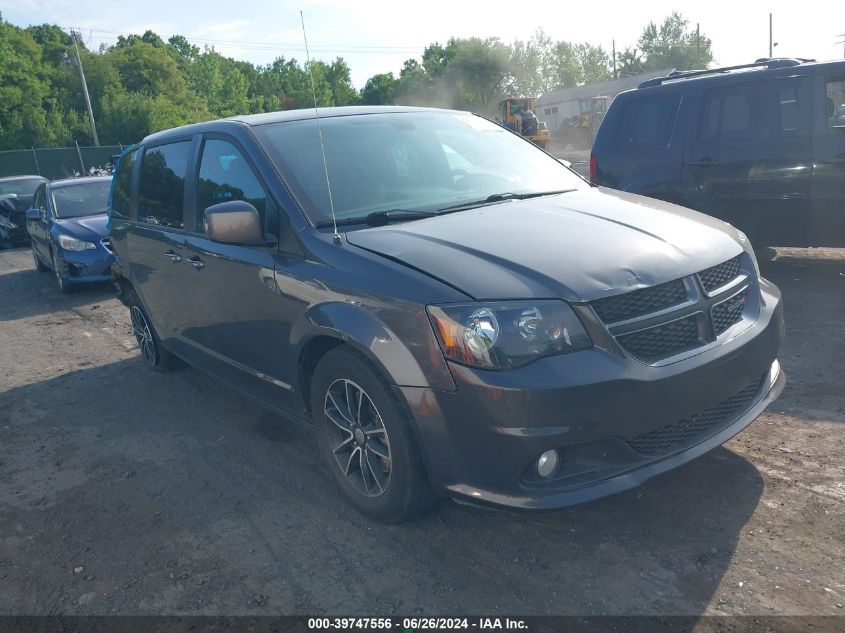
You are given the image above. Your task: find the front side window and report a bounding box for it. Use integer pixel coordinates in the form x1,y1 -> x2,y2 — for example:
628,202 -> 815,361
51,181 -> 111,219
826,76 -> 845,134
614,94 -> 680,147
253,112 -> 585,227
138,141 -> 191,229
700,80 -> 804,142
111,148 -> 138,219
195,139 -> 267,233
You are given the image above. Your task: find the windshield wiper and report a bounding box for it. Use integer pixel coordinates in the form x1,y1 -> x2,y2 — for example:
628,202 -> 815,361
315,209 -> 438,229
437,189 -> 576,214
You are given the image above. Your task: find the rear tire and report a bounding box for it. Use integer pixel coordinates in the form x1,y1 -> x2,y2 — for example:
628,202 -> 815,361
127,291 -> 183,372
310,346 -> 435,523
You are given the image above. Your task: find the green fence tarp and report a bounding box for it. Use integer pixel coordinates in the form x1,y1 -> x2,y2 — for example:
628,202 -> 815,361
0,146 -> 125,180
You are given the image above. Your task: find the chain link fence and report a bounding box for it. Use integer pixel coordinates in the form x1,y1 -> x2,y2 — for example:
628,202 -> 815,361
0,144 -> 127,180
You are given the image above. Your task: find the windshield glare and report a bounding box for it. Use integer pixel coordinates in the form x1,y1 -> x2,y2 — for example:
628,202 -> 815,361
253,112 -> 585,226
52,182 -> 111,219
0,178 -> 43,198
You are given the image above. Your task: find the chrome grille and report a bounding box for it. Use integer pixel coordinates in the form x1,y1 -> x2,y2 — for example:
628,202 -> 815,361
591,279 -> 688,324
627,373 -> 766,455
616,315 -> 701,362
698,255 -> 741,293
712,289 -> 747,335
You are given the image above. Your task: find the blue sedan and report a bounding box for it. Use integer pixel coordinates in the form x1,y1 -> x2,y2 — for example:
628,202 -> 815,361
26,176 -> 114,292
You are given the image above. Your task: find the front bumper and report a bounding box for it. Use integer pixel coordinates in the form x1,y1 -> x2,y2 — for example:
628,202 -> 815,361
55,247 -> 114,284
399,279 -> 784,510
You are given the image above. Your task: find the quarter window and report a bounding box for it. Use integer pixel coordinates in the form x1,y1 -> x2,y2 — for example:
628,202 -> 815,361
614,94 -> 680,147
195,139 -> 267,233
825,76 -> 845,134
112,148 -> 137,219
138,141 -> 191,229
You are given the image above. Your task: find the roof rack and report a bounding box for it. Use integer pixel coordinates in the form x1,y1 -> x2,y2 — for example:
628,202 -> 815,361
638,58 -> 809,88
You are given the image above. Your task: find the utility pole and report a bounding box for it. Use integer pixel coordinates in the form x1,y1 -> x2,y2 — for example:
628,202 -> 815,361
838,34 -> 845,58
70,29 -> 100,147
769,13 -> 773,59
696,23 -> 700,62
612,39 -> 617,78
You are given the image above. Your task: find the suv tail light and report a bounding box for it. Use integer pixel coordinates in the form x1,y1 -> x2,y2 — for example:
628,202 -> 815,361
589,153 -> 598,183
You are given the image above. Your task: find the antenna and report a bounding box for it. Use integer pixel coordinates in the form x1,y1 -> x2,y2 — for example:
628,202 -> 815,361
300,11 -> 340,244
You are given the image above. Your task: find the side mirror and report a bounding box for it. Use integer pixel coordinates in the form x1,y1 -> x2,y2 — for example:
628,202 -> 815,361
26,208 -> 41,222
558,158 -> 572,169
204,200 -> 264,243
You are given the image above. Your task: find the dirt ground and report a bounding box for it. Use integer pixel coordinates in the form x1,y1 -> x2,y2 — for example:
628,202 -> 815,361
0,242 -> 843,617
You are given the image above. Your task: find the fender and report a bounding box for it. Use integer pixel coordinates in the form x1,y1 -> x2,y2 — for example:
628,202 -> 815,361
292,301 -> 457,392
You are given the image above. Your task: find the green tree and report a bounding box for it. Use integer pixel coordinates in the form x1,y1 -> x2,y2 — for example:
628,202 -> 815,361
506,29 -> 551,97
620,12 -> 713,75
361,72 -> 397,105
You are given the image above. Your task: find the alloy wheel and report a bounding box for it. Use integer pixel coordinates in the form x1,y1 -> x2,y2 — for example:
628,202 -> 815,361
323,379 -> 392,497
130,305 -> 156,366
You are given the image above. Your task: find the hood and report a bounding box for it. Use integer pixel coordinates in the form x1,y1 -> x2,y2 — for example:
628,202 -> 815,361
54,214 -> 109,241
346,187 -> 744,302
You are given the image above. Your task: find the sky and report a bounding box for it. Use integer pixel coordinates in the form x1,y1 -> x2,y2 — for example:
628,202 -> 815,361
3,0 -> 844,88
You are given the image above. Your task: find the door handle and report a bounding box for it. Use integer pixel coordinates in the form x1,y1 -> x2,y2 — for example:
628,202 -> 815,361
164,250 -> 182,263
686,157 -> 719,167
187,256 -> 205,270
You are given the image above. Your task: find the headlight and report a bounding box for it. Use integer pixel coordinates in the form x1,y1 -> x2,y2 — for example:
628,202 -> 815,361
427,300 -> 591,369
736,230 -> 761,278
58,234 -> 97,251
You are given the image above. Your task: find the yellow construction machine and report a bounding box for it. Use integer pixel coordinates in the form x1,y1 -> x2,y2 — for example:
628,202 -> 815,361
498,97 -> 550,149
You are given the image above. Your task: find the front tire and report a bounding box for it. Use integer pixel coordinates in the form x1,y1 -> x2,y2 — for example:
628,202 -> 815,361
310,347 -> 435,523
32,243 -> 48,272
128,292 -> 183,372
51,251 -> 72,293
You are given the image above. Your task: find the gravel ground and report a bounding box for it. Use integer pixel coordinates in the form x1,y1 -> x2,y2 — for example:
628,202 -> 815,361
0,243 -> 843,617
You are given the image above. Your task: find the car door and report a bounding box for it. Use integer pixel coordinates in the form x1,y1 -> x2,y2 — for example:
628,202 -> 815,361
180,134 -> 300,412
27,184 -> 50,260
810,72 -> 845,246
126,138 -> 196,353
683,76 -> 813,245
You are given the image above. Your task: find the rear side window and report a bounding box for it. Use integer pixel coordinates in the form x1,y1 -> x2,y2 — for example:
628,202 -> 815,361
826,76 -> 845,134
700,80 -> 804,142
111,148 -> 137,219
614,94 -> 680,147
138,141 -> 191,229
195,139 -> 267,234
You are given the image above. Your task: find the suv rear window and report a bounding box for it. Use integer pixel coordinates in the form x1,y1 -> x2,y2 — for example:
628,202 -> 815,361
614,94 -> 680,147
139,141 -> 191,229
700,80 -> 804,142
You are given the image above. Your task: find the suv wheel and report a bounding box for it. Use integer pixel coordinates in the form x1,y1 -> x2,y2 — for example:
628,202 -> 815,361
128,293 -> 182,372
32,243 -> 48,272
310,347 -> 435,522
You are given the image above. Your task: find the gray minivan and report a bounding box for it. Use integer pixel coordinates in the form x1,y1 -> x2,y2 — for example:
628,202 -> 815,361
109,106 -> 784,522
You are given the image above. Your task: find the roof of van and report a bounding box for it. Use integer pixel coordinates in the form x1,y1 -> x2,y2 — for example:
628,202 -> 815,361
635,58 -> 845,91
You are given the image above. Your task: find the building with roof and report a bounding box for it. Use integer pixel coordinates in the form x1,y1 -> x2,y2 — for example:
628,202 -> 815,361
536,69 -> 673,135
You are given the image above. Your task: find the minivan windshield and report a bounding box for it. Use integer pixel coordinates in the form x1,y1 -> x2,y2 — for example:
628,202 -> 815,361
52,181 -> 111,219
253,111 -> 586,227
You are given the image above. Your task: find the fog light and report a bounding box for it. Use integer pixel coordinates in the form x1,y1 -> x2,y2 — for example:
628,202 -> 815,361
537,449 -> 560,478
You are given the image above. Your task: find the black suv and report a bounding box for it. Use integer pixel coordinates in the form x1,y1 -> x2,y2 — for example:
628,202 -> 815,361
109,106 -> 784,522
591,58 -> 845,247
